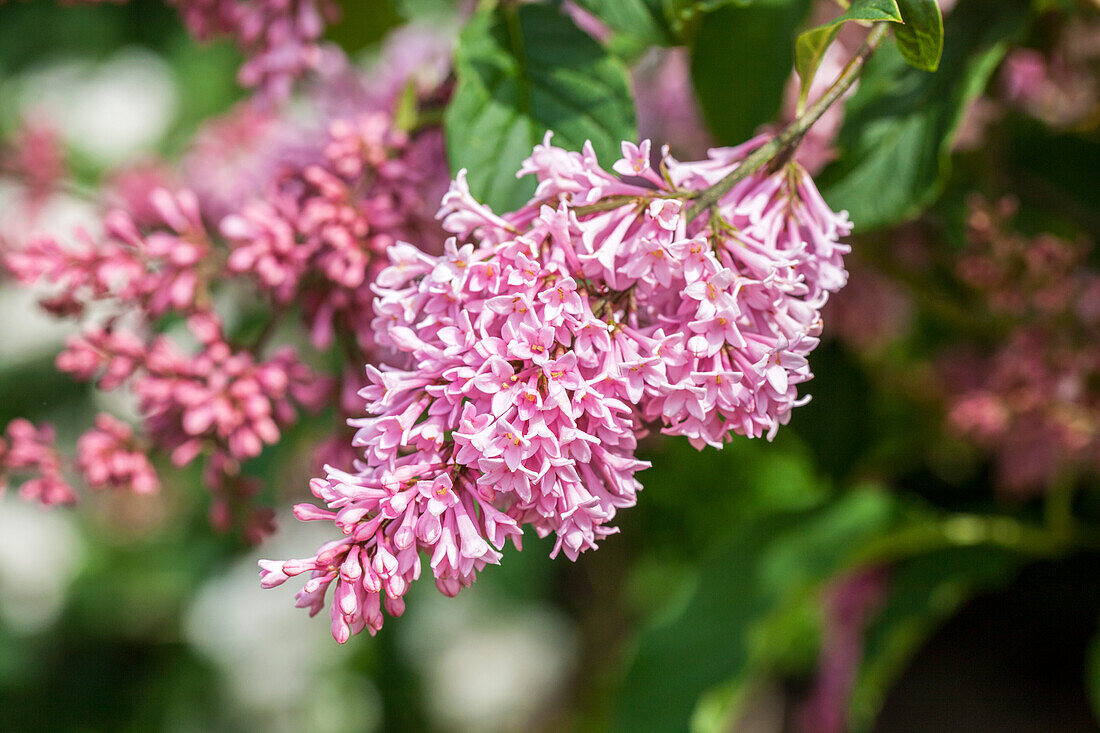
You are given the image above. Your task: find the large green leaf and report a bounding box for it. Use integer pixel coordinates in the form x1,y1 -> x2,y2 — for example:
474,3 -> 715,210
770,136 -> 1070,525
894,0 -> 944,71
445,4 -> 637,212
819,0 -> 1030,231
613,489 -> 909,732
689,0 -> 811,145
572,0 -> 677,47
848,547 -> 1020,731
794,0 -> 903,108
666,0 -> 805,39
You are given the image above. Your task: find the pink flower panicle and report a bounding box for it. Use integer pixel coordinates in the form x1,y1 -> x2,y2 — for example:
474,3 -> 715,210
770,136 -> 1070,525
0,419 -> 76,506
171,0 -> 341,100
4,186 -> 332,533
262,133 -> 852,642
945,196 -> 1100,494
221,112 -> 447,349
5,188 -> 210,318
1,116 -> 66,211
76,413 -> 160,495
57,310 -> 330,475
2,30 -> 451,532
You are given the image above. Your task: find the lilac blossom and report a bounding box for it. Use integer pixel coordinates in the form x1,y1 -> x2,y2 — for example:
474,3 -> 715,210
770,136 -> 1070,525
76,413 -> 160,495
1,27 -> 452,535
263,133 -> 853,641
0,419 -> 76,506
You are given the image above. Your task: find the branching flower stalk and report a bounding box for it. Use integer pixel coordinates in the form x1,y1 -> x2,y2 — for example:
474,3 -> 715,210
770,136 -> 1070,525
686,22 -> 891,221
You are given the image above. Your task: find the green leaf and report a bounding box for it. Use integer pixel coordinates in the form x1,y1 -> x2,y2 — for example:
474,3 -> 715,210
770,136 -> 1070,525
848,548 -> 1020,731
394,0 -> 458,22
794,0 -> 903,108
613,489 -> 909,733
325,0 -> 403,54
666,0 -> 810,41
392,81 -> 419,133
690,0 -> 811,145
819,0 -> 1029,231
573,0 -> 677,47
894,0 -> 944,71
445,4 -> 637,212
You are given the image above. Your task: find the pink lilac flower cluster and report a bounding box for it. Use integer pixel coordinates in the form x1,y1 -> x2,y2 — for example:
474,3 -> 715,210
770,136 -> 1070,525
943,196 -> 1100,494
0,419 -> 76,505
0,117 -> 66,214
220,113 -> 448,350
8,189 -> 212,319
1,411 -> 160,506
1000,14 -> 1100,130
2,35 -> 451,535
4,190 -> 330,529
179,23 -> 452,223
262,133 -> 852,641
170,0 -> 341,100
76,413 -> 160,495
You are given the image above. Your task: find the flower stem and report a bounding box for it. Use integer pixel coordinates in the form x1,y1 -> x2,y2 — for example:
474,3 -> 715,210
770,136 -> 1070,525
684,22 -> 890,222
852,511 -> 1100,568
1044,468 -> 1077,539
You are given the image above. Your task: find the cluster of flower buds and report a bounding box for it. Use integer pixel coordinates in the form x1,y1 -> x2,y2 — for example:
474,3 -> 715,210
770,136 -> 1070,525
262,133 -> 853,641
171,0 -> 340,100
4,188 -> 332,529
0,117 -> 66,215
8,189 -> 211,318
76,413 -> 160,495
944,196 -> 1100,493
999,13 -> 1100,130
0,420 -> 76,506
1,32 -> 451,536
221,113 -> 448,350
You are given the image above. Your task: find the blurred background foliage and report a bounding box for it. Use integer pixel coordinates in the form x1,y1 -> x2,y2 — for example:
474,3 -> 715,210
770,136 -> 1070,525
2,0 -> 1100,731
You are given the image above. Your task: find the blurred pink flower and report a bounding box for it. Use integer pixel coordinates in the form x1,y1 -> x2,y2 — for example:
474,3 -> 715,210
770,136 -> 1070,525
0,419 -> 76,506
77,413 -> 160,494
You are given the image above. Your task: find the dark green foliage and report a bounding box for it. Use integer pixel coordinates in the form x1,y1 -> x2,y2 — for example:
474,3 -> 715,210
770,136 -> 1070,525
445,3 -> 637,212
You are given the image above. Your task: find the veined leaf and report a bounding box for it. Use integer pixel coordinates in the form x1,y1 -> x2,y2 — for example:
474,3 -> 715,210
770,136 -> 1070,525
613,489 -> 909,732
895,0 -> 944,71
819,0 -> 1029,231
690,0 -> 811,145
794,0 -> 903,108
572,0 -> 677,47
445,4 -> 637,212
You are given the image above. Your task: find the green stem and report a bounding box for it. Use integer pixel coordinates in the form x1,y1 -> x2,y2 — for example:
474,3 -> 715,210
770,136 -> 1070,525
1044,468 -> 1077,539
853,512 -> 1100,568
684,22 -> 890,222
572,194 -> 648,216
